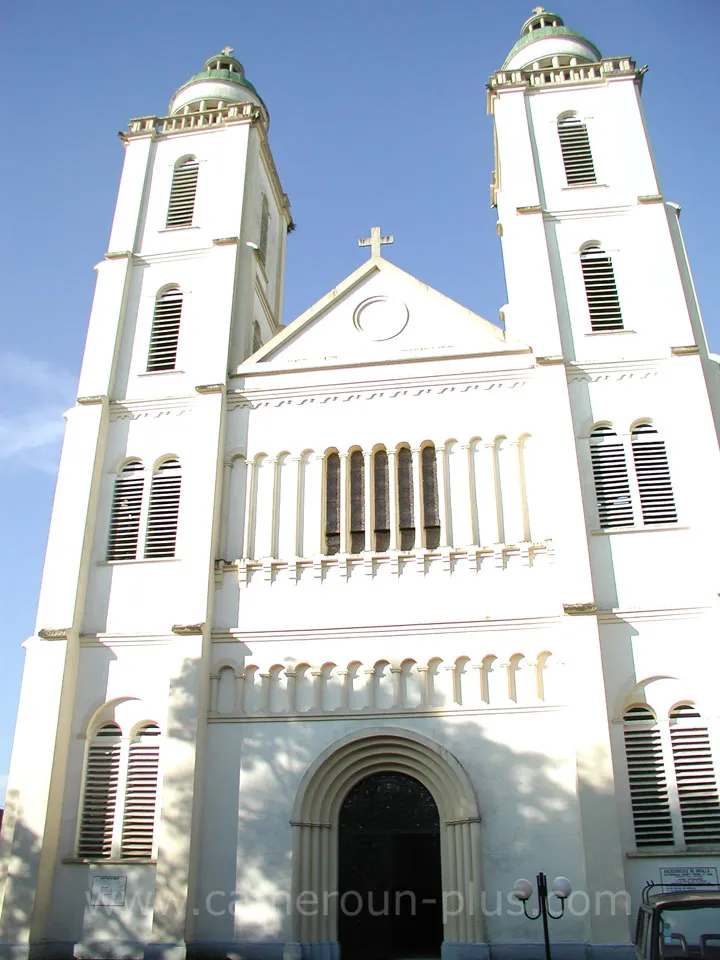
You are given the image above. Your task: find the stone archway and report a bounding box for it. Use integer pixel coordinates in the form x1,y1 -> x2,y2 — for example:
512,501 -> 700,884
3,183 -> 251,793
289,728 -> 484,956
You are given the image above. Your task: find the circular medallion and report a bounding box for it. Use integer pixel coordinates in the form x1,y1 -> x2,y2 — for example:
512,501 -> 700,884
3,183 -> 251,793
352,296 -> 409,341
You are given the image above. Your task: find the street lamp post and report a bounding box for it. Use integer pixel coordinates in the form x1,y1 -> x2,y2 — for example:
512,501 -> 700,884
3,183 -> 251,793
512,872 -> 572,960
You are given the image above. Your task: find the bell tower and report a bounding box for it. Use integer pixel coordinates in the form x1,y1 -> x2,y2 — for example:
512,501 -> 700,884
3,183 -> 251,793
488,9 -> 710,368
0,49 -> 291,955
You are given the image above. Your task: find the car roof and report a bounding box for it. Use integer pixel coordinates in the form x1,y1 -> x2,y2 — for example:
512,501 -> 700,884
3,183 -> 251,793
646,890 -> 720,908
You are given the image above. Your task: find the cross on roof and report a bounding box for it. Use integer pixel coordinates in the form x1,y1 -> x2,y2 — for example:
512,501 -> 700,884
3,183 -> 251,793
532,6 -> 545,14
221,46 -> 234,57
358,226 -> 394,259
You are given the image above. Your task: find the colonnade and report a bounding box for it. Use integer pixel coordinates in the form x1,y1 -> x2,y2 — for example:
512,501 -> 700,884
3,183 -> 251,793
220,435 -> 537,561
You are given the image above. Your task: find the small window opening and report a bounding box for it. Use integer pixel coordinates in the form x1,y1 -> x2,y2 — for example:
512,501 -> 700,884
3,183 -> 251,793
421,445 -> 441,549
397,446 -> 415,551
373,450 -> 390,552
107,461 -> 145,560
166,158 -> 199,228
631,424 -> 677,526
557,116 -> 596,186
147,288 -> 182,372
581,246 -> 623,332
325,453 -> 341,555
349,450 -> 365,554
145,460 -> 182,559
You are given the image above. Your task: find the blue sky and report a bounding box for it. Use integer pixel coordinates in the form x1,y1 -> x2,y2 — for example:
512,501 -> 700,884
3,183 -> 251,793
0,0 -> 718,803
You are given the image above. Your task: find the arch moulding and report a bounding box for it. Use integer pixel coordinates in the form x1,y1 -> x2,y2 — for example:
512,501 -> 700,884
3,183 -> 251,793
289,727 -> 484,952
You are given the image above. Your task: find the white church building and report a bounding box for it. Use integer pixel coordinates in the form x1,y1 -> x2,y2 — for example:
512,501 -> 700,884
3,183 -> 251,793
2,9 -> 720,960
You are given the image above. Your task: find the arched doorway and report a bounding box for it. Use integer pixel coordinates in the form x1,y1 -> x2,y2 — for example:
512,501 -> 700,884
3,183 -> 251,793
289,729 -> 484,953
338,771 -> 443,960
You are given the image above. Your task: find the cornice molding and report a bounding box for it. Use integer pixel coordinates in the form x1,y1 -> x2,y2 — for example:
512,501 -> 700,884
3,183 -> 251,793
597,606 -> 714,625
536,356 -> 564,366
212,612 -> 562,645
228,366 -> 533,411
38,628 -> 71,640
109,397 -> 194,421
567,358 -> 662,383
212,237 -> 240,246
195,383 -> 225,395
172,622 -> 205,636
516,205 -> 542,215
563,603 -> 597,617
671,345 -> 700,356
637,195 -> 664,205
76,395 -> 107,405
105,251 -> 132,260
543,205 -> 633,222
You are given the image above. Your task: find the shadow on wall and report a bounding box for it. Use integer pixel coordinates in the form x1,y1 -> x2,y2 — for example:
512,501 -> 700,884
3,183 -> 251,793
0,647 -> 636,954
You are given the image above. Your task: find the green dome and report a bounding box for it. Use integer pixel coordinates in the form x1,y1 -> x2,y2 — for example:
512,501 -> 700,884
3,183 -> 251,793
502,10 -> 601,69
169,48 -> 268,116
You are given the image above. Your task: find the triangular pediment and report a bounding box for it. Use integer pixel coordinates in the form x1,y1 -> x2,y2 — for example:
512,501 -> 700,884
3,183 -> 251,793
242,258 -> 526,371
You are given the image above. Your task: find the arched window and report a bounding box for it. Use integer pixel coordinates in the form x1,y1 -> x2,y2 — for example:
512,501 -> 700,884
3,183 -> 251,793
373,449 -> 390,552
78,723 -> 122,859
631,424 -> 677,525
557,115 -> 596,186
623,706 -> 674,848
669,704 -> 720,846
107,460 -> 145,560
397,446 -> 415,550
147,288 -> 182,372
325,452 -> 341,555
121,724 -> 161,860
258,195 -> 270,265
421,445 -> 441,549
590,426 -> 633,529
349,450 -> 365,554
580,245 -> 623,332
166,157 -> 199,228
145,459 -> 182,558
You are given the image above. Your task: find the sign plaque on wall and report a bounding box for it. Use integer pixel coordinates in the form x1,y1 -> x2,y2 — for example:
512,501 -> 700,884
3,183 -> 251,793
660,866 -> 719,892
90,875 -> 127,906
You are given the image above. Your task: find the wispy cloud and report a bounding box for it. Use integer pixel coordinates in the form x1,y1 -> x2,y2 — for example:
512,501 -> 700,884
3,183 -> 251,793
0,351 -> 76,469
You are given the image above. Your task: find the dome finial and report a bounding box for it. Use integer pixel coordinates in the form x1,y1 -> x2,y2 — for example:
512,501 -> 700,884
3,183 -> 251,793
502,9 -> 601,70
220,45 -> 234,57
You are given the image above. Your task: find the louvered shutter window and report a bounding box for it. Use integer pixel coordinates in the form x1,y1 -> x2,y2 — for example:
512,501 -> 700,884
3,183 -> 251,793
670,705 -> 720,846
147,288 -> 182,372
590,427 -> 634,529
557,115 -> 596,186
632,425 -> 677,526
145,459 -> 181,559
421,445 -> 441,549
398,447 -> 415,551
259,196 -> 270,265
78,724 -> 122,859
581,246 -> 623,332
374,450 -> 390,552
325,453 -> 341,555
121,724 -> 161,860
166,158 -> 199,227
349,450 -> 365,554
623,707 -> 674,848
107,461 -> 144,560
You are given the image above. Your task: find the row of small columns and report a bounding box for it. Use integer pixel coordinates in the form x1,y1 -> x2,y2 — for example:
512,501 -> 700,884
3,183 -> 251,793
219,439 -> 531,562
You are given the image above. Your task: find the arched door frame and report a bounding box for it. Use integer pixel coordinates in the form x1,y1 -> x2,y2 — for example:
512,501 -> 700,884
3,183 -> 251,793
289,728 -> 484,952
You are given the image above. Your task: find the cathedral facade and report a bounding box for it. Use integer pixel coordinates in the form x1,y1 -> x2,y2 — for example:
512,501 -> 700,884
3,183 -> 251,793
2,10 -> 720,960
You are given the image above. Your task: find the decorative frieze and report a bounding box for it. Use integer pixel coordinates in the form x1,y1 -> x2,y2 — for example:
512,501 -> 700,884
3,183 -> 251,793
209,649 -> 564,718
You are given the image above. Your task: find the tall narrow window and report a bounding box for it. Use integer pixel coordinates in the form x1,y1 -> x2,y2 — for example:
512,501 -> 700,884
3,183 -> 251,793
421,445 -> 441,549
145,459 -> 182,559
166,157 -> 199,228
107,460 -> 145,560
121,724 -> 161,860
325,452 -> 341,555
670,705 -> 720,846
78,723 -> 122,860
397,446 -> 415,551
623,706 -> 674,848
557,115 -> 596,186
147,288 -> 182,372
590,427 -> 633,529
580,246 -> 623,331
258,195 -> 270,265
349,450 -> 365,554
632,424 -> 677,525
373,449 -> 390,552
252,321 -> 263,354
